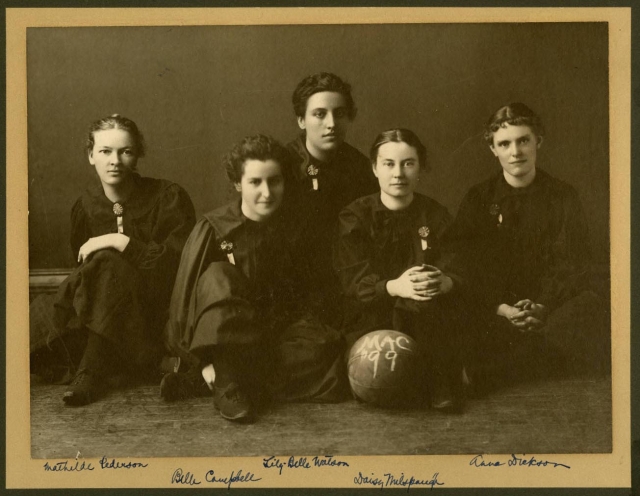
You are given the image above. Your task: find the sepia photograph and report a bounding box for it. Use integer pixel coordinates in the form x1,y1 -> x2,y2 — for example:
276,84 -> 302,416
6,6 -> 631,491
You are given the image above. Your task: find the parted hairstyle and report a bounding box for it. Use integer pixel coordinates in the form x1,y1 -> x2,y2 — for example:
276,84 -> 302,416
223,134 -> 292,185
369,128 -> 429,173
292,72 -> 357,121
483,103 -> 545,145
86,114 -> 146,158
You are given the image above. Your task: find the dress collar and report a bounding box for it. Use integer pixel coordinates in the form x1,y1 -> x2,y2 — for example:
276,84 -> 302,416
492,168 -> 549,203
204,200 -> 282,240
82,173 -> 167,221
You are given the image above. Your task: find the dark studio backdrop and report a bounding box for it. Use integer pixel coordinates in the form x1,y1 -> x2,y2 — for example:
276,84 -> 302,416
27,23 -> 609,272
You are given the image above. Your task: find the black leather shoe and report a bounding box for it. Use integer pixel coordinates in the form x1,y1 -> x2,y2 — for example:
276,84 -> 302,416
214,382 -> 253,422
160,371 -> 211,402
431,375 -> 466,414
63,369 -> 104,406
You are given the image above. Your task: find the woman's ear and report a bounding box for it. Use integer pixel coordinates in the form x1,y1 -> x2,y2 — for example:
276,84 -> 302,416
297,116 -> 306,130
490,145 -> 498,157
371,162 -> 379,178
234,182 -> 242,192
88,150 -> 95,165
536,136 -> 544,148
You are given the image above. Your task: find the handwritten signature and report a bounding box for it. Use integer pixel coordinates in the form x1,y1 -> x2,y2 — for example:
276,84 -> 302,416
44,457 -> 148,473
470,454 -> 570,469
263,455 -> 349,475
99,456 -> 148,469
171,468 -> 261,488
43,460 -> 95,472
172,468 -> 201,485
205,469 -> 262,488
354,471 -> 444,490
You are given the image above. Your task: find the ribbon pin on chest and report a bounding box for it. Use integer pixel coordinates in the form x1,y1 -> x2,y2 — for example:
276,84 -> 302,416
112,203 -> 124,234
418,226 -> 430,251
490,203 -> 503,228
307,165 -> 319,191
220,240 -> 236,265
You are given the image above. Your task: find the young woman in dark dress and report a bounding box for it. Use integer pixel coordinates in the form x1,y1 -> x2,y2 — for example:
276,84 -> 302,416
334,129 -> 467,412
54,114 -> 196,406
286,72 -> 378,328
163,135 -> 346,422
447,103 -> 609,388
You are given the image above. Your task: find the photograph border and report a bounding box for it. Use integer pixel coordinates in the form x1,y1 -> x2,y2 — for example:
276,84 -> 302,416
5,4 -> 633,492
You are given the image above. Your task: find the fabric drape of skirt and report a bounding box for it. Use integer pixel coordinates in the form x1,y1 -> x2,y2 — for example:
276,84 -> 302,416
53,250 -> 169,369
186,261 -> 349,403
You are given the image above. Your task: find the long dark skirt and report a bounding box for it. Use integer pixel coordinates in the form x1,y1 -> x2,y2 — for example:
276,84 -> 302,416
467,290 -> 611,387
53,249 -> 169,369
187,261 -> 349,403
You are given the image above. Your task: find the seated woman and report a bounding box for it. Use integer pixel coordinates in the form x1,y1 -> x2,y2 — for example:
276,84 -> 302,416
286,72 -> 378,328
447,103 -> 610,389
53,114 -> 196,406
163,135 -> 346,422
334,129 -> 466,412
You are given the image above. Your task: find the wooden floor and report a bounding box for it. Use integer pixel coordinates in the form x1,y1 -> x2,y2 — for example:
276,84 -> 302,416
30,376 -> 611,459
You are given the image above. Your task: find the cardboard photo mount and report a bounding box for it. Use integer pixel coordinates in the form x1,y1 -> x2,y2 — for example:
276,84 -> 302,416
6,6 -> 632,491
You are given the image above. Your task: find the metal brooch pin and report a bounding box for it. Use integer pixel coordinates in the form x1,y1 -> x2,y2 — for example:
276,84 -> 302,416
113,203 -> 124,233
490,203 -> 503,227
418,226 -> 430,250
113,203 -> 124,216
220,240 -> 236,265
307,165 -> 319,190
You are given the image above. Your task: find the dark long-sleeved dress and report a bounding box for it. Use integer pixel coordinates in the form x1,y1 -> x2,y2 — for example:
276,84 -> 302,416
286,135 -> 378,327
164,200 -> 347,402
53,173 -> 196,368
334,192 -> 466,385
447,168 -> 609,376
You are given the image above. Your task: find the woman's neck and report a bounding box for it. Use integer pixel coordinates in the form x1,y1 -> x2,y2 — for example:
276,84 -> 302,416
102,179 -> 134,203
305,138 -> 337,163
241,202 -> 273,223
503,168 -> 536,188
380,191 -> 414,211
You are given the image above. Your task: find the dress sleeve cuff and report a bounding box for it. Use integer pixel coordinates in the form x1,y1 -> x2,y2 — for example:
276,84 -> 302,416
121,237 -> 147,266
375,279 -> 390,297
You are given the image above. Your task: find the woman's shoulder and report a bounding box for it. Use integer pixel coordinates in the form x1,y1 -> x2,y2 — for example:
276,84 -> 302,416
336,142 -> 370,172
343,192 -> 380,214
129,175 -> 193,217
536,169 -> 580,198
138,175 -> 190,201
339,193 -> 380,227
202,201 -> 244,240
414,193 -> 449,214
457,172 -> 501,207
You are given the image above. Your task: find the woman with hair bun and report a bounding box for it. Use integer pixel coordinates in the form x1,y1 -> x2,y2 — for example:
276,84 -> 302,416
286,72 -> 378,329
53,114 -> 196,406
163,134 -> 346,422
334,128 -> 467,412
447,103 -> 608,389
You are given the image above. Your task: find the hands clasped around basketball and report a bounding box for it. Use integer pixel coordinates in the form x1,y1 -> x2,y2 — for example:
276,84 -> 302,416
387,264 -> 453,301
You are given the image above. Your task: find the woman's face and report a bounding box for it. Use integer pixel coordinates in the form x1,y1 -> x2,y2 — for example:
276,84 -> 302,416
372,141 -> 421,199
490,124 -> 541,182
297,91 -> 351,159
235,159 -> 285,222
89,128 -> 138,188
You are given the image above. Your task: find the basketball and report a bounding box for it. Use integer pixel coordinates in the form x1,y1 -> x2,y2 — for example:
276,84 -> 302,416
348,330 -> 419,406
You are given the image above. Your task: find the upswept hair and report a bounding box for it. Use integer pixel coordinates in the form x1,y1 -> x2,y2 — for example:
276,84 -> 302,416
86,114 -> 146,157
223,134 -> 291,184
483,103 -> 545,145
369,128 -> 429,173
292,72 -> 357,120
